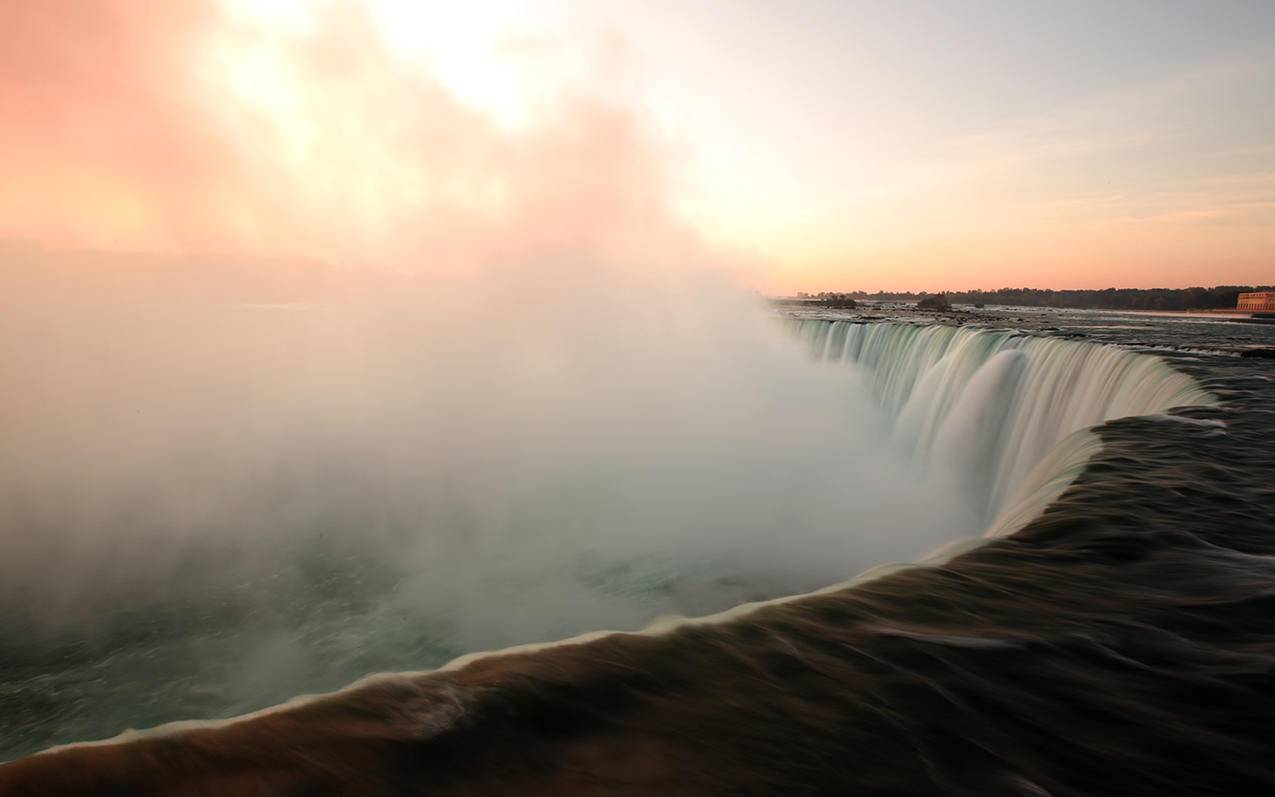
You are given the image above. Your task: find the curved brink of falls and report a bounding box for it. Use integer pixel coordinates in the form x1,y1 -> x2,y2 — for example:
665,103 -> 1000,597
0,320 -> 1235,792
790,319 -> 1215,541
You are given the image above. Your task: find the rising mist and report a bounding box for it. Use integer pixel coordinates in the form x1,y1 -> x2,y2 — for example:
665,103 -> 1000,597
0,3 -> 976,739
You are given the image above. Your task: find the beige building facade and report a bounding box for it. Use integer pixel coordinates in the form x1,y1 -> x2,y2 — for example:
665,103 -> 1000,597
1237,292 -> 1275,313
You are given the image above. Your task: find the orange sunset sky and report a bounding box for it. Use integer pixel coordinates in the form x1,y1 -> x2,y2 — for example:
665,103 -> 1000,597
2,0 -> 1273,293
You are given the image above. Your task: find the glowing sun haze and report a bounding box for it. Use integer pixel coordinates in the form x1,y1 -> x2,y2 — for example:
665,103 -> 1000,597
1,0 -> 1272,292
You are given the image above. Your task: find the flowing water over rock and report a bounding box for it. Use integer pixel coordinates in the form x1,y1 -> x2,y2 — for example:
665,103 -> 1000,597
790,319 -> 1214,528
2,306 -> 1274,794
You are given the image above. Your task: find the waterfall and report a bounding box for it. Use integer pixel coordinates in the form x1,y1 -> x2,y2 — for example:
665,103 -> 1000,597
790,319 -> 1215,533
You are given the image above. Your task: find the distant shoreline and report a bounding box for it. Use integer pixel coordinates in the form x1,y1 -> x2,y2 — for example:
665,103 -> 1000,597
771,298 -> 1275,326
770,285 -> 1275,318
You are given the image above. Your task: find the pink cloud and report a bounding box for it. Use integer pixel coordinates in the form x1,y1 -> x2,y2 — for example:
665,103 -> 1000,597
0,0 -> 724,290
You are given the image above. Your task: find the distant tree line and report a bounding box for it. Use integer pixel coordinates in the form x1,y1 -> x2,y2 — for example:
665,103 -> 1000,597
789,291 -> 858,308
801,286 -> 1274,312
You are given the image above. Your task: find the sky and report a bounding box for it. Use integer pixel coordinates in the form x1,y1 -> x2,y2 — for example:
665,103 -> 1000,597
1,0 -> 1273,292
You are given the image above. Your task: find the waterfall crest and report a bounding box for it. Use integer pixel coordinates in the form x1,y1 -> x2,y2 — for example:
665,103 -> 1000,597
791,319 -> 1215,531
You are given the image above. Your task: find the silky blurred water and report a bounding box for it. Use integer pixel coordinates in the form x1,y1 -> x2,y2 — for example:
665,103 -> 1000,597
0,302 -> 1259,762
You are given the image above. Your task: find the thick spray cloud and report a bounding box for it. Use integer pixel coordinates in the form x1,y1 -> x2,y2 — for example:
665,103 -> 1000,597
0,0 -> 689,267
0,1 -> 976,745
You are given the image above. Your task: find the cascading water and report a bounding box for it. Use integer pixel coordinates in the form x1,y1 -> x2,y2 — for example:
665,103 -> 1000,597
2,295 -> 982,760
790,318 -> 1216,534
4,309 -> 1270,793
0,299 -> 1220,763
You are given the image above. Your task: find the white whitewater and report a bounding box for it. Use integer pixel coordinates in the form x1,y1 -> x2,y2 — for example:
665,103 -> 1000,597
0,313 -> 1222,763
791,319 -> 1216,534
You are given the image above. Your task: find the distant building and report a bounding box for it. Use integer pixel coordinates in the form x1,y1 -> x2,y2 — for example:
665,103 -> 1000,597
1237,292 -> 1275,313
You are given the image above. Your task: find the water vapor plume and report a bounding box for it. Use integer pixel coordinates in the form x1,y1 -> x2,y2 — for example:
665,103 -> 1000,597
0,0 -> 973,747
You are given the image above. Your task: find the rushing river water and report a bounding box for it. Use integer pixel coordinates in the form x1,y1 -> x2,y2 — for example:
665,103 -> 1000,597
3,304 -> 1275,795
